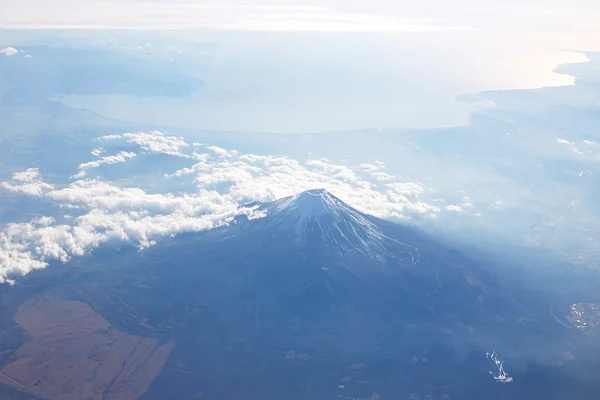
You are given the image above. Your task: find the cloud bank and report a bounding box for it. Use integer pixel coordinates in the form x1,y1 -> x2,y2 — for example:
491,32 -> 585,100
0,131 -> 465,284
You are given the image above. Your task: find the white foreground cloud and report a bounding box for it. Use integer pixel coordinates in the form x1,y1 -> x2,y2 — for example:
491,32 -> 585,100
0,131 -> 465,284
0,205 -> 251,284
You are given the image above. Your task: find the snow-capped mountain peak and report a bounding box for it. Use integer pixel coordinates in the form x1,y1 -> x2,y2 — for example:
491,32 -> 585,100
260,189 -> 391,260
271,189 -> 351,219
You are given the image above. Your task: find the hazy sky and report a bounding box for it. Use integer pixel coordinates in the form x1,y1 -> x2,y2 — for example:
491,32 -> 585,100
3,0 -> 600,132
3,0 -> 600,32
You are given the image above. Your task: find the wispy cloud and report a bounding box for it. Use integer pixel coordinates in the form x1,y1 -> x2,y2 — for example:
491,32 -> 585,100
72,151 -> 137,179
555,137 -> 600,161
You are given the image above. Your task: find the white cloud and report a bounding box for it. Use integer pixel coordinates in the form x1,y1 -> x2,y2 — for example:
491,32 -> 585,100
0,220 -> 55,285
357,162 -> 396,181
206,145 -> 232,158
0,176 -> 264,284
0,47 -> 19,56
73,150 -> 136,178
556,138 -> 573,144
386,182 -> 424,197
91,147 -> 104,157
358,163 -> 381,172
73,151 -> 137,178
0,133 -> 452,284
100,131 -> 189,157
167,152 -> 438,219
12,168 -> 42,182
489,199 -> 504,210
371,171 -> 396,181
1,168 -> 54,196
555,138 -> 600,161
0,205 -> 259,284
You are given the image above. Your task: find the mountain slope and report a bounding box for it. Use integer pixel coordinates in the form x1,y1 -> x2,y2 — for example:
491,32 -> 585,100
102,189 -> 513,341
17,189 -> 575,400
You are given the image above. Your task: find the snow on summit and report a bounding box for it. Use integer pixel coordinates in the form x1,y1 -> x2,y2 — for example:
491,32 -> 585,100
260,189 -> 391,260
271,189 -> 355,221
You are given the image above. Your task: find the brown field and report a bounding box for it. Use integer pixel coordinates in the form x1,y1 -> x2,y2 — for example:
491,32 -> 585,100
0,296 -> 173,400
